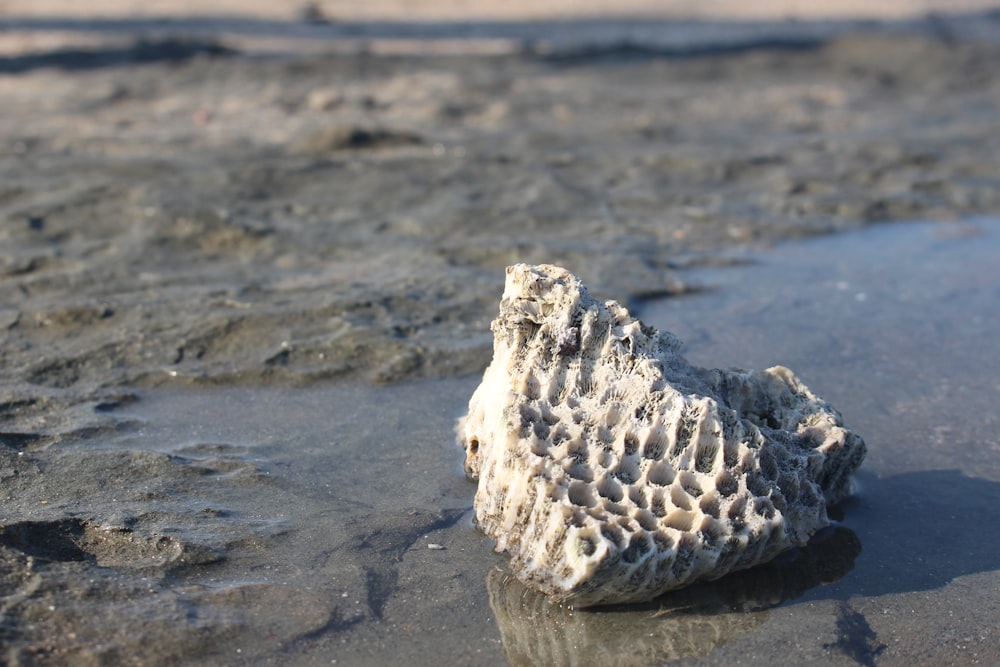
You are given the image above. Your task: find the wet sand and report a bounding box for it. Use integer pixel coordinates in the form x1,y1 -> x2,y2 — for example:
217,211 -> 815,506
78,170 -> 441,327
2,3 -> 1000,665
3,220 -> 997,665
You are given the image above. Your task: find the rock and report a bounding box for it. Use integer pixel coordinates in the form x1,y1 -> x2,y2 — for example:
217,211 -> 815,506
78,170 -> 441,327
457,264 -> 866,606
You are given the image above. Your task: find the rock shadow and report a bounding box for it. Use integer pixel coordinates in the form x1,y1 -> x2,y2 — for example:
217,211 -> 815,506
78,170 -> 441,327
837,469 -> 1000,598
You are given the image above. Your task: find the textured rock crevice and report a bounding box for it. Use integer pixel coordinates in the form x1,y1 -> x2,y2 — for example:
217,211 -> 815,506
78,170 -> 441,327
457,264 -> 865,606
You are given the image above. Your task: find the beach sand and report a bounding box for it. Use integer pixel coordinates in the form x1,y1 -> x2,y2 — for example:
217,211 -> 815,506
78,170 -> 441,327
2,2 -> 1000,664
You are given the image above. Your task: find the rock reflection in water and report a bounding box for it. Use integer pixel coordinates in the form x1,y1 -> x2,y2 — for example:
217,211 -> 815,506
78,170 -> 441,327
489,526 -> 861,666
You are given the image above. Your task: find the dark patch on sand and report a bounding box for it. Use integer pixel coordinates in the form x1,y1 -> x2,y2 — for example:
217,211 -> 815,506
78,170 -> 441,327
534,34 -> 826,64
825,601 -> 887,666
0,518 -> 184,568
0,37 -> 235,74
349,508 -> 467,619
293,126 -> 424,154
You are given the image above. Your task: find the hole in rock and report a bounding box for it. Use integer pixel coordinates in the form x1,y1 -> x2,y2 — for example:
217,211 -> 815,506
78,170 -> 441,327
646,461 -> 675,486
596,475 -> 624,502
634,509 -> 658,532
665,510 -> 696,532
567,481 -> 597,508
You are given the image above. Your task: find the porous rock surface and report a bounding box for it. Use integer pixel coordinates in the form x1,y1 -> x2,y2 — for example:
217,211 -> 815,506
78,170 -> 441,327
457,264 -> 866,607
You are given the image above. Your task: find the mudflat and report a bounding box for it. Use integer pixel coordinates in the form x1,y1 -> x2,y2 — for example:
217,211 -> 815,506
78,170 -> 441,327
1,3 -> 999,665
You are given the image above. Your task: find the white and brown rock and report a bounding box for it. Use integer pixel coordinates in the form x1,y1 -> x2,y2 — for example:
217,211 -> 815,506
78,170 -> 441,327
457,264 -> 865,607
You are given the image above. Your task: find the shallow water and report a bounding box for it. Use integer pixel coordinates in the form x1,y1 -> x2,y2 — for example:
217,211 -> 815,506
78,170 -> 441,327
8,219 -> 998,666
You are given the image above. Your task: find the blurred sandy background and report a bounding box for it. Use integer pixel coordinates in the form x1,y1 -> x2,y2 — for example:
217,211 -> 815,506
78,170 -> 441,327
3,0 -> 999,60
3,0 -> 1000,19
